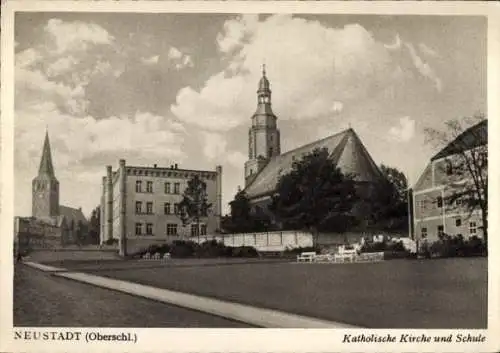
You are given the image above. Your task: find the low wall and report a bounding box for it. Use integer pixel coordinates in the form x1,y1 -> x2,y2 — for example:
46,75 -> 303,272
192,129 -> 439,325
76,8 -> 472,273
189,231 -> 314,252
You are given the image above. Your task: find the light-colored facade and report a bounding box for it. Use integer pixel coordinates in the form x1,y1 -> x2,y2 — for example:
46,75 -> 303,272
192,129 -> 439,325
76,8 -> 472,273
100,160 -> 222,255
411,121 -> 487,244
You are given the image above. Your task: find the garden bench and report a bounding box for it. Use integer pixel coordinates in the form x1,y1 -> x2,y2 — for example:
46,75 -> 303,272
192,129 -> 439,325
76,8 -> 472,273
334,249 -> 357,263
297,251 -> 316,262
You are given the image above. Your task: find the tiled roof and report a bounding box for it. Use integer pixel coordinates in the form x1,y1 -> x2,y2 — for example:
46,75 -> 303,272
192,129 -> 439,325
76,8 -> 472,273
59,205 -> 88,226
431,119 -> 487,161
244,128 -> 384,199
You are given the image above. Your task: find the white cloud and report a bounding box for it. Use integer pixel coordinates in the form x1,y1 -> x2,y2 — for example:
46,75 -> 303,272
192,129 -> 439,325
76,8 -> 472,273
200,132 -> 246,169
419,43 -> 439,58
172,15 -> 403,132
44,18 -> 114,54
216,14 -> 259,54
168,47 -> 183,60
201,131 -> 228,160
168,46 -> 194,70
15,19 -> 121,116
226,151 -> 247,169
141,55 -> 159,65
15,66 -> 88,115
46,56 -> 80,77
389,116 -> 416,142
384,34 -> 402,51
405,43 -> 442,92
15,48 -> 42,68
14,105 -> 187,215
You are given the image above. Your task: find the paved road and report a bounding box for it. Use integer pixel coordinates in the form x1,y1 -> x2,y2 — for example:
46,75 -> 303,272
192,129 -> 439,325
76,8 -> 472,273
14,264 -> 251,327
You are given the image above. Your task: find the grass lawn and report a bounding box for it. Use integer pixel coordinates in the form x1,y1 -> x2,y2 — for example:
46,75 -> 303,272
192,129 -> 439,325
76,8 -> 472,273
14,264 -> 251,327
75,257 -> 487,329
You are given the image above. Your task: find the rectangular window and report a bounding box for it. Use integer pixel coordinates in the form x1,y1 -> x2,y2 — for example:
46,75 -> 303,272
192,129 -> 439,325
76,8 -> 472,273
166,223 -> 178,236
174,183 -> 180,194
164,182 -> 171,194
191,224 -> 199,237
421,227 -> 427,238
469,222 -> 477,235
135,201 -> 142,214
146,202 -> 153,214
146,181 -> 153,193
200,224 -> 207,236
164,202 -> 171,215
419,199 -> 426,212
456,218 -> 462,227
456,198 -> 462,207
438,225 -> 444,237
146,223 -> 153,235
135,223 -> 142,235
135,180 -> 142,193
174,203 -> 179,214
445,160 -> 453,175
437,196 -> 443,208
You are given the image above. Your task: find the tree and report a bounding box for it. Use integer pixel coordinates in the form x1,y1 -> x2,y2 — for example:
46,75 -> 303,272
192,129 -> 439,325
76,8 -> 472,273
221,190 -> 272,233
424,114 -> 488,246
380,164 -> 408,205
178,175 -> 213,242
367,164 -> 409,231
268,147 -> 358,245
88,206 -> 100,245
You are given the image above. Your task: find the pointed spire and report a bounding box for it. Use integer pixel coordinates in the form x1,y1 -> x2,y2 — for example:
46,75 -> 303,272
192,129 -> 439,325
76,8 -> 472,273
262,63 -> 266,77
38,130 -> 55,177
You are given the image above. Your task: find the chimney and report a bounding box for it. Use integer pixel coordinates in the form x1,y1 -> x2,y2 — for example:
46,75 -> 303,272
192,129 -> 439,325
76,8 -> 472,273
154,164 -> 157,168
170,165 -> 173,169
174,163 -> 178,169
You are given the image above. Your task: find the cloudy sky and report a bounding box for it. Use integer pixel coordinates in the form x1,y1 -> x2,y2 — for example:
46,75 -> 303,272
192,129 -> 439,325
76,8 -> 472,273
14,12 -> 486,218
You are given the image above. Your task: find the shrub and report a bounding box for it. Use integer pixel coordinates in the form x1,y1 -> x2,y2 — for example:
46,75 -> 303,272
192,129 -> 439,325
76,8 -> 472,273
104,238 -> 118,246
230,246 -> 259,258
383,250 -> 414,260
427,234 -> 486,258
195,240 -> 227,258
170,240 -> 198,258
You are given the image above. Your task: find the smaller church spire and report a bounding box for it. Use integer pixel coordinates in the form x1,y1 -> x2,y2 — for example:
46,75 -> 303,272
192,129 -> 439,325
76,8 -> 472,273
38,130 -> 55,177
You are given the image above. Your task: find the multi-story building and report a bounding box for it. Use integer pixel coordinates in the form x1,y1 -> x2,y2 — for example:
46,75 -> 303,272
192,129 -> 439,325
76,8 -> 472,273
411,119 -> 487,244
100,160 -> 222,255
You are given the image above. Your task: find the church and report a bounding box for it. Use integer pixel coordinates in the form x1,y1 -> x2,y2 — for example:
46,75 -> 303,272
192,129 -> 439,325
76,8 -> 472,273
15,131 -> 88,248
242,67 -> 386,219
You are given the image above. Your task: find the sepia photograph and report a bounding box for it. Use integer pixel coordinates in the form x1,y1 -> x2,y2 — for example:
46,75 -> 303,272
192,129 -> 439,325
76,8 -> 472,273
1,1 -> 499,352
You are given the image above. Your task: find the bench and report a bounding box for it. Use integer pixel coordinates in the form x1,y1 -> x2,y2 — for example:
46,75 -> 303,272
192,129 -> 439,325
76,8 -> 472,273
297,251 -> 316,262
334,249 -> 357,263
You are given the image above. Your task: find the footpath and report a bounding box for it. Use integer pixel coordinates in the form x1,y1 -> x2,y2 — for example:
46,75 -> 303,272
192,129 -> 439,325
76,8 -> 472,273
23,261 -> 359,329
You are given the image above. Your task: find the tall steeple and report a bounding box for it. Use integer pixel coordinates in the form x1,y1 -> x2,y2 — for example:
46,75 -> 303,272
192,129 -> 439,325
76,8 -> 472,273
244,65 -> 281,186
32,129 -> 60,219
38,129 -> 55,177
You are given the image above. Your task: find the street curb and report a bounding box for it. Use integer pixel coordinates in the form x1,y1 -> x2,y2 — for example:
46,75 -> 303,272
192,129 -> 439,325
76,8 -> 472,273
22,261 -> 360,328
23,261 -> 66,272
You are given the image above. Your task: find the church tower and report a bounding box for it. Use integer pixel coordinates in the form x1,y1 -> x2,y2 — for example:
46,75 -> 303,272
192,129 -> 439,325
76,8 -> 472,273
32,130 -> 60,219
244,65 -> 281,186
